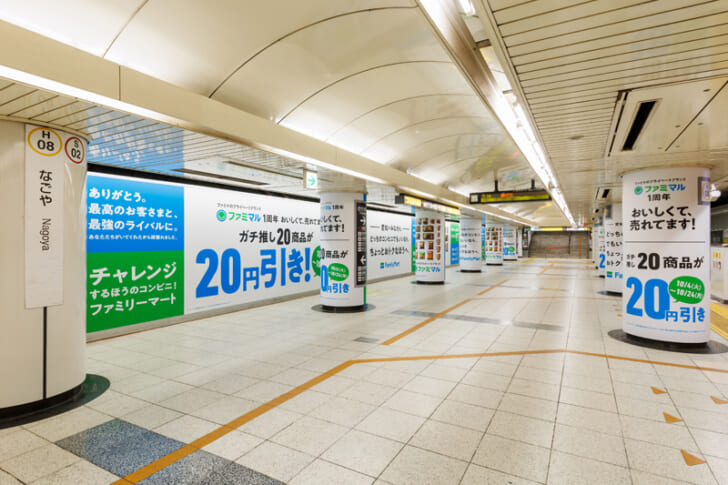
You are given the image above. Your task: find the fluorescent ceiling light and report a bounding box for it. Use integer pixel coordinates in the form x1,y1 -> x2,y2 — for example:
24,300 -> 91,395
457,0 -> 476,16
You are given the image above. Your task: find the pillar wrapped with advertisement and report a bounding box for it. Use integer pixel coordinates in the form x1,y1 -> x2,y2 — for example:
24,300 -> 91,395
622,167 -> 711,343
319,192 -> 366,310
597,218 -> 606,277
604,203 -> 623,294
485,223 -> 503,265
503,224 -> 518,261
459,216 -> 482,272
414,209 -> 446,283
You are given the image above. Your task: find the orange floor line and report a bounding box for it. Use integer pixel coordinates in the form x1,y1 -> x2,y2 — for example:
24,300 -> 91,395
113,348 -> 728,484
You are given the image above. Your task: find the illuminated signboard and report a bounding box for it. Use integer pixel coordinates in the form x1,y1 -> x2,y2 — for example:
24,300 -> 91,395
395,194 -> 460,216
469,190 -> 551,204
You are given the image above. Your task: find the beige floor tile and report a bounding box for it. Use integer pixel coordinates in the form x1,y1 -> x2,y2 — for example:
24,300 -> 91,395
153,414 -> 218,443
201,429 -> 262,461
279,390 -> 331,414
190,395 -> 259,425
380,445 -> 467,485
553,423 -> 628,466
625,438 -> 717,484
200,373 -> 260,394
270,368 -> 321,387
620,415 -> 698,453
556,403 -> 621,436
339,381 -> 398,406
691,428 -> 728,459
472,434 -> 550,483
614,395 -> 680,422
364,368 -> 414,388
24,407 -> 112,442
671,390 -> 728,414
507,378 -> 560,401
29,458 -> 118,485
121,404 -> 182,429
410,420 -> 482,461
498,393 -> 558,421
383,389 -> 442,418
430,399 -> 494,431
487,411 -> 554,448
291,459 -> 373,485
547,450 -> 631,484
158,387 -> 227,414
460,370 -> 512,392
560,386 -> 617,412
321,429 -> 403,477
460,463 -> 539,485
356,407 -> 426,443
680,407 -> 728,434
419,363 -> 468,382
239,407 -> 302,439
706,454 -> 728,484
237,441 -> 314,483
129,380 -> 192,403
515,366 -> 562,385
402,375 -> 456,398
449,383 -> 503,409
85,390 -> 148,417
630,469 -> 697,485
234,380 -> 294,403
309,395 -> 376,427
271,416 -> 348,456
0,444 -> 79,483
0,429 -> 48,462
310,375 -> 356,395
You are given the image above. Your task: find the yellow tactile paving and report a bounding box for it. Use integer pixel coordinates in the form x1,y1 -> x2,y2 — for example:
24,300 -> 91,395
711,301 -> 728,340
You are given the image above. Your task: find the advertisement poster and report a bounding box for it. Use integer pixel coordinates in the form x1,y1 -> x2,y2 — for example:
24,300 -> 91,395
485,223 -> 503,265
449,221 -> 460,265
622,167 -> 711,343
604,203 -> 623,293
185,185 -> 320,313
503,224 -> 517,261
459,217 -> 482,271
86,174 -> 184,332
367,210 -> 412,280
415,209 -> 446,282
598,220 -> 606,277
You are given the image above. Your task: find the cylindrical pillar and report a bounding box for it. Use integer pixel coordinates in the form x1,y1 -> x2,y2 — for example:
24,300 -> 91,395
414,209 -> 445,284
591,226 -> 597,266
503,224 -> 518,261
0,121 -> 87,414
517,227 -> 523,258
459,216 -> 482,272
319,192 -> 367,311
597,219 -> 606,277
604,203 -> 623,294
622,166 -> 711,343
485,222 -> 503,265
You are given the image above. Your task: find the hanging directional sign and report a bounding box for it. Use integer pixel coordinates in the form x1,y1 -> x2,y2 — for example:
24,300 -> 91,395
303,170 -> 318,189
469,190 -> 550,204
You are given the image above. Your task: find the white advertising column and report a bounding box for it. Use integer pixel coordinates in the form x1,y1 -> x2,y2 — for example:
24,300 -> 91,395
503,224 -> 518,261
414,209 -> 446,283
485,223 -> 504,265
459,216 -> 482,272
604,203 -> 624,294
319,192 -> 367,310
622,167 -> 711,343
517,227 -> 523,258
0,121 -> 87,413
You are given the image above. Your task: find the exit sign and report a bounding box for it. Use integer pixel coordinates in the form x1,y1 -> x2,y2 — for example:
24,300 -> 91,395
303,170 -> 318,189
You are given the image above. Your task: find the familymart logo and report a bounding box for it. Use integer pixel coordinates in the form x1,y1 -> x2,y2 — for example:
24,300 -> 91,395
215,210 -> 261,222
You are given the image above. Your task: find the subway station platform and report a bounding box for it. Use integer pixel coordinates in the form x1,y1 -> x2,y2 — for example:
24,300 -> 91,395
1,259 -> 727,485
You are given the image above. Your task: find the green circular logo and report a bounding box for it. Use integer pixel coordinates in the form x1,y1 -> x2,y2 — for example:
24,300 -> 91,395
216,209 -> 227,222
634,186 -> 643,195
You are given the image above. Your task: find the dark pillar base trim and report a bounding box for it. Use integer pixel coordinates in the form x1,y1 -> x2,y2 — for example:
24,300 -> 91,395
0,374 -> 110,429
607,329 -> 727,354
459,269 -> 482,273
414,280 -> 445,285
311,304 -> 374,313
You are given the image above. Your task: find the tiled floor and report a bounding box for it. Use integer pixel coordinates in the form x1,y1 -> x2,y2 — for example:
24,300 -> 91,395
2,259 -> 728,484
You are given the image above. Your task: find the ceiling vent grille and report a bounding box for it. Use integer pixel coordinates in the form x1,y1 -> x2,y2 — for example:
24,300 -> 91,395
174,168 -> 268,186
621,101 -> 657,151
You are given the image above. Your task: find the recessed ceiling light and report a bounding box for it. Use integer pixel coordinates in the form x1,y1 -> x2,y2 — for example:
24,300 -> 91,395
568,135 -> 584,140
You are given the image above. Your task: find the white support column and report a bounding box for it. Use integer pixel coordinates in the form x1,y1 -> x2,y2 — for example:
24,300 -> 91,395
503,224 -> 518,261
485,223 -> 503,265
319,192 -> 367,311
604,203 -> 624,294
622,167 -> 711,343
459,216 -> 482,272
414,209 -> 446,283
0,121 -> 87,412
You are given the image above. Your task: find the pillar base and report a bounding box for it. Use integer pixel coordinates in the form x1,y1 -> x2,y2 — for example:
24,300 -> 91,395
607,329 -> 727,354
0,374 -> 109,429
311,304 -> 373,313
415,280 -> 445,285
459,269 -> 482,273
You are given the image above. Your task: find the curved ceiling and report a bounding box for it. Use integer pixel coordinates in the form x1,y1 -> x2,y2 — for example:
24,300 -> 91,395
0,0 -> 570,226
